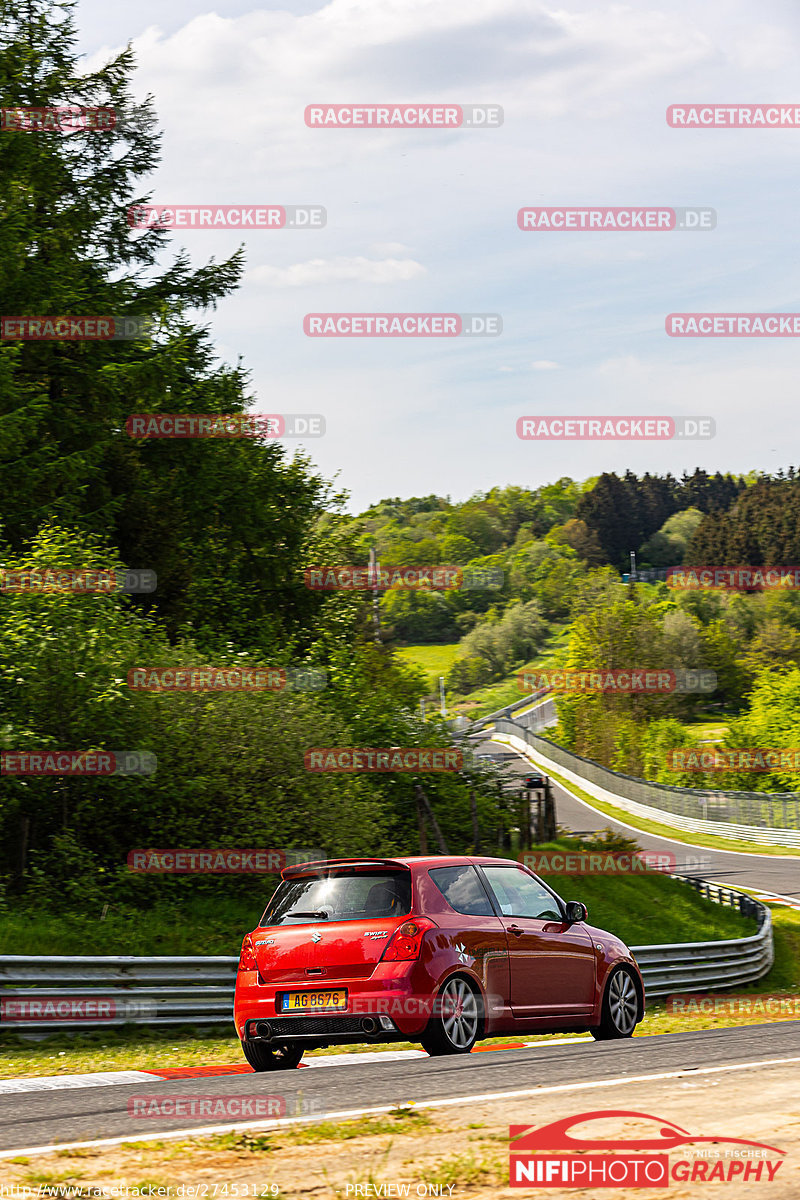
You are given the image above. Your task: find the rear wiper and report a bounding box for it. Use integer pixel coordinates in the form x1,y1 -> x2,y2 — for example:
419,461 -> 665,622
289,910 -> 329,919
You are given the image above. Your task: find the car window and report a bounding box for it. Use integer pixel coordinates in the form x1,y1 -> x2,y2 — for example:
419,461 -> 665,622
429,864 -> 495,916
482,866 -> 562,920
260,871 -> 411,925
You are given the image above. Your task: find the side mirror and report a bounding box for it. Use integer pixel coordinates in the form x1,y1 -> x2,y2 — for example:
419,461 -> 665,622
565,901 -> 588,924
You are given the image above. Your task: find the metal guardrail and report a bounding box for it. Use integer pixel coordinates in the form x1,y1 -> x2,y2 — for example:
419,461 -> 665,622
470,691 -> 556,734
0,955 -> 238,1031
490,718 -> 800,847
0,884 -> 772,1029
634,878 -> 773,998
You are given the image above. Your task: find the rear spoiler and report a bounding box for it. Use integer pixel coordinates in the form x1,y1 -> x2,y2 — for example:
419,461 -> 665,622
281,857 -> 409,880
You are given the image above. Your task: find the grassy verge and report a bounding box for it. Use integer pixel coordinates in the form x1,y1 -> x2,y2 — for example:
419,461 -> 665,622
0,894 -> 266,956
394,643 -> 461,689
0,834 -> 753,959
537,849 -> 754,944
680,704 -> 739,743
3,1107 -> 507,1195
494,738 -> 800,857
451,624 -> 570,718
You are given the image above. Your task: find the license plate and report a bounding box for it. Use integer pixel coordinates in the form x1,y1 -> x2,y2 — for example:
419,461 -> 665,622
280,989 -> 347,1012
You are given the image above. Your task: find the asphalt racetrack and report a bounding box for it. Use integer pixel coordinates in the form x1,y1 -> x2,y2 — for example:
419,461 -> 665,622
477,736 -> 800,898
1,1023 -> 799,1155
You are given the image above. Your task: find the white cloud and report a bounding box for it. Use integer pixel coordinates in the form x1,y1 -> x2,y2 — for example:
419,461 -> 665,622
245,256 -> 426,287
73,0 -> 800,508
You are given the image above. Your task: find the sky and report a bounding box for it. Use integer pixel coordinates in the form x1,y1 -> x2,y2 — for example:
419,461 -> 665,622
73,0 -> 800,512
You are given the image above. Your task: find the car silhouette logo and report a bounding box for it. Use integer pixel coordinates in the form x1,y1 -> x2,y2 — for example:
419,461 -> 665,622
311,931 -> 322,944
509,1110 -> 786,1155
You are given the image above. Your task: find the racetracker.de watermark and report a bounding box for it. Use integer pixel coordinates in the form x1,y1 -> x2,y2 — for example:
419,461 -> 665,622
667,313 -> 800,336
520,850 -> 680,874
517,669 -> 717,694
666,566 -> 800,590
1,315 -> 152,340
127,666 -> 326,692
666,748 -> 800,771
127,1094 -> 322,1119
516,416 -> 715,440
304,748 -> 463,772
304,565 -> 503,590
0,568 -> 156,593
126,414 -> 325,438
304,313 -> 501,336
304,103 -> 502,128
0,105 -> 116,131
667,993 -> 800,1019
1,750 -> 156,775
0,997 -> 156,1022
518,207 -> 715,231
127,849 -> 324,873
668,104 -> 800,127
128,205 -> 326,229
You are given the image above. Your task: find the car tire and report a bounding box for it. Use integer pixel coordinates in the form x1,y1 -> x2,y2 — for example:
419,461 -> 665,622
420,975 -> 481,1056
590,966 -> 640,1041
241,1040 -> 304,1070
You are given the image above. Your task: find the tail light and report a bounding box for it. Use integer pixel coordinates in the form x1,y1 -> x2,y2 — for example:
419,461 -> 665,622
381,917 -> 435,962
239,933 -> 257,972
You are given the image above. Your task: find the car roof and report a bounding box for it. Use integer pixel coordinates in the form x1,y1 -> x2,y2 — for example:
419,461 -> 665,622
335,854 -> 522,868
282,854 -> 527,880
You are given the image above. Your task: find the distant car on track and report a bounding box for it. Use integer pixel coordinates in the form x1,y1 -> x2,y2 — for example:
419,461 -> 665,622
233,855 -> 644,1070
522,771 -> 547,789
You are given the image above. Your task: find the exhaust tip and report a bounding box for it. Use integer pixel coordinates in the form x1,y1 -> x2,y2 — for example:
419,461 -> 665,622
256,1021 -> 273,1040
361,1017 -> 378,1034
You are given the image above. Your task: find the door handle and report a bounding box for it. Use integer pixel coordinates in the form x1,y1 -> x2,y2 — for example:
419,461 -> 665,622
506,924 -> 524,936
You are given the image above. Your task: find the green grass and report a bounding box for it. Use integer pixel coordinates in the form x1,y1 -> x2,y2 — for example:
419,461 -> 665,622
682,710 -> 731,742
205,1108 -> 432,1155
394,643 -> 461,689
684,723 -> 728,741
758,907 -> 800,990
0,894 -> 265,956
537,853 -> 754,945
493,738 -> 800,857
451,624 -> 570,718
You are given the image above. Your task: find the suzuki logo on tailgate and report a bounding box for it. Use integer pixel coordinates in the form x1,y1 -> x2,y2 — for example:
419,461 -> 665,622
311,931 -> 322,943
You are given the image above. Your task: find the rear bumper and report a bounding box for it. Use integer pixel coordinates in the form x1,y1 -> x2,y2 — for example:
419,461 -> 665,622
234,964 -> 436,1041
240,1013 -> 407,1043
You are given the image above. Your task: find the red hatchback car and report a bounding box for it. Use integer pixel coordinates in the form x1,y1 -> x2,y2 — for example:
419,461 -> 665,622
233,855 -> 644,1070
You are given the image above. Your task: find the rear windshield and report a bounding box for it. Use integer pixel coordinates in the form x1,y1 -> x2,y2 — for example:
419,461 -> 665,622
260,870 -> 411,926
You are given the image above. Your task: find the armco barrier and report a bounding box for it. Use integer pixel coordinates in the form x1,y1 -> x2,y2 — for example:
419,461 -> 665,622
0,886 -> 772,1028
470,686 -> 556,733
632,878 -> 773,998
0,955 -> 237,1031
489,717 -> 800,848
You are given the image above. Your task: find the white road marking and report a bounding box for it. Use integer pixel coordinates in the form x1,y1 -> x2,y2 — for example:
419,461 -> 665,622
302,1049 -> 426,1068
2,1054 -> 799,1159
0,1070 -> 157,1094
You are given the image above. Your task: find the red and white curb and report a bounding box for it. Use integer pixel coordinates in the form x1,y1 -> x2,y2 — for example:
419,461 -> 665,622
0,1039 -> 590,1095
751,891 -> 800,910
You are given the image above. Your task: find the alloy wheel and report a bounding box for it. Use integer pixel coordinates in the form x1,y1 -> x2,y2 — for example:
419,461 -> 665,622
440,977 -> 479,1049
608,969 -> 638,1035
